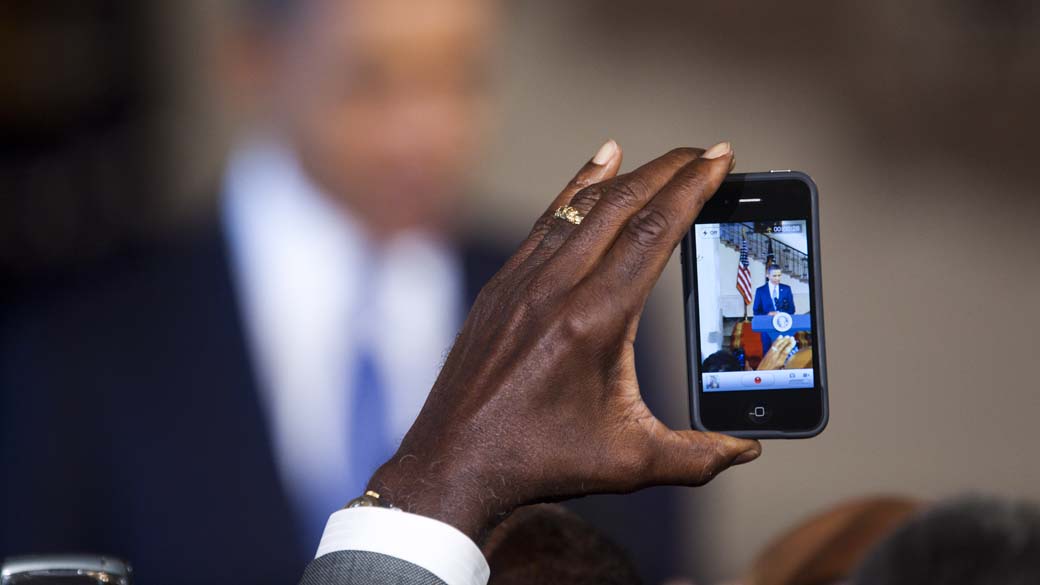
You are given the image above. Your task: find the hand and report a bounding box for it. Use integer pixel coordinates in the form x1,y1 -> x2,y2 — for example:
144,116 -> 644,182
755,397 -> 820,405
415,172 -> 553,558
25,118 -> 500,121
758,335 -> 796,370
768,311 -> 778,316
369,141 -> 761,543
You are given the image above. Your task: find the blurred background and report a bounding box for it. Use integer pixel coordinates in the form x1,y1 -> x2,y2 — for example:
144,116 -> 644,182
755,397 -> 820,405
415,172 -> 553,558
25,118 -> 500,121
3,0 -> 1040,583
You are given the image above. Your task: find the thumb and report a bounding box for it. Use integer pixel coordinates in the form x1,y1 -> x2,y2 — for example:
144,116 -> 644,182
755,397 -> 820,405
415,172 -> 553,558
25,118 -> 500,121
649,430 -> 761,486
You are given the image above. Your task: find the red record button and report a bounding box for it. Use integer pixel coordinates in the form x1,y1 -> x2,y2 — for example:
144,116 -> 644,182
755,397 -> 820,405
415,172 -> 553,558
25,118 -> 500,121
742,373 -> 773,387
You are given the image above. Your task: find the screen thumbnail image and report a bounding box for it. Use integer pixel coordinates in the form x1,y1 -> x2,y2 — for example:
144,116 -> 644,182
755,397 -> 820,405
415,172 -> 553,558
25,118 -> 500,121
695,221 -> 814,391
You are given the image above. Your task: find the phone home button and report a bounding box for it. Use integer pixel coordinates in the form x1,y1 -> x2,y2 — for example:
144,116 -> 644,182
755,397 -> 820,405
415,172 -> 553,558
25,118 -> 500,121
746,403 -> 772,424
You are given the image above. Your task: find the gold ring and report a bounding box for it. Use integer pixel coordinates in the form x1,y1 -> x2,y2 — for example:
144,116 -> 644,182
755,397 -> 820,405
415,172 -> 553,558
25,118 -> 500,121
553,205 -> 584,225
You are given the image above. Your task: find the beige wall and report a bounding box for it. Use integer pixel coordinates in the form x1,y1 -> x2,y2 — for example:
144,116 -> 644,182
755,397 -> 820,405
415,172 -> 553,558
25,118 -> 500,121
477,3 -> 1040,581
167,0 -> 1040,580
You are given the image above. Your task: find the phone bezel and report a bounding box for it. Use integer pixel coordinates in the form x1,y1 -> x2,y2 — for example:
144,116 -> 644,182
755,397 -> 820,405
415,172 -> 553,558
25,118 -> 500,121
681,171 -> 828,439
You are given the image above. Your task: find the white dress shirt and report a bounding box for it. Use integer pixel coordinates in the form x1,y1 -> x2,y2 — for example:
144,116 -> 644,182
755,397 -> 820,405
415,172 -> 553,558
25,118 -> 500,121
317,507 -> 490,585
222,139 -> 479,567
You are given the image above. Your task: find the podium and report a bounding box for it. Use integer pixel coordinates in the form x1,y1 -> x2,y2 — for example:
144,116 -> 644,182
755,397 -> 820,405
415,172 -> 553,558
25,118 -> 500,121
750,313 -> 811,340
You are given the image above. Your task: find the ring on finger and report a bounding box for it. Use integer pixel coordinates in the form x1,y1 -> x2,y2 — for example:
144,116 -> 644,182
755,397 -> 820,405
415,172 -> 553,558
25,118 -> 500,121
553,205 -> 585,225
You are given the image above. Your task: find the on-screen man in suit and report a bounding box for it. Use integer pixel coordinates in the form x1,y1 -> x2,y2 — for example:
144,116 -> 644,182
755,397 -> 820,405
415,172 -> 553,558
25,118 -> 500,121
752,263 -> 796,348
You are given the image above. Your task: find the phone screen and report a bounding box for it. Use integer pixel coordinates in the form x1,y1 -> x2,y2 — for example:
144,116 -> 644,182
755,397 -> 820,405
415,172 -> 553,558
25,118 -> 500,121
685,173 -> 826,435
693,220 -> 815,392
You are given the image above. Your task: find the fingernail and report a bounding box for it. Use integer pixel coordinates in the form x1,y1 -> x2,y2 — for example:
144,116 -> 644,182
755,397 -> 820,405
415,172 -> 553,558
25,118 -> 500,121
733,447 -> 761,465
592,139 -> 617,165
702,141 -> 732,159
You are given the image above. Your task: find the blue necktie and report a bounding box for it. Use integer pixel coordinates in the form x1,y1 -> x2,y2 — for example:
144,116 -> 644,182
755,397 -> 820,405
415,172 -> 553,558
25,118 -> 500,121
345,344 -> 394,500
297,344 -> 393,556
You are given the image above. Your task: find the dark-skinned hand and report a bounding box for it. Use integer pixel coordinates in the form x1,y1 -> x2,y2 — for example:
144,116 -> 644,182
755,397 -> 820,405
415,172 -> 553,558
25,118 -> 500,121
758,335 -> 797,371
369,140 -> 762,544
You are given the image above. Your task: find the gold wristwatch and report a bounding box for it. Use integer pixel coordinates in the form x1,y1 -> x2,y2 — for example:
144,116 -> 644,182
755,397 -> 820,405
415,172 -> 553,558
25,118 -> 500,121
344,490 -> 400,510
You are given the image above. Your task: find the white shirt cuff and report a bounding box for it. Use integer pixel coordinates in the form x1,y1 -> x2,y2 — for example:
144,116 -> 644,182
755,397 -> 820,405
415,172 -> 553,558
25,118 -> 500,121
315,507 -> 490,585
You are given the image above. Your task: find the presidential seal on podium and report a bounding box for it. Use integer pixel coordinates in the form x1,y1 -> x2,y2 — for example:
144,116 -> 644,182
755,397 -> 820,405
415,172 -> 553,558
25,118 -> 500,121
772,311 -> 793,333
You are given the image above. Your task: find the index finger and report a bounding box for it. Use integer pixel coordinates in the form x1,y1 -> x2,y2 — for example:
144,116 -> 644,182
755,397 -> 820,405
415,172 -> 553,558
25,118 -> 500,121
588,142 -> 734,312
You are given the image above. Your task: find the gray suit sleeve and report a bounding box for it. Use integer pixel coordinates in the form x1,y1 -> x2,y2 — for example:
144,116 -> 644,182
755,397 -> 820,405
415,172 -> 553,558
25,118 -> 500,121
298,550 -> 448,585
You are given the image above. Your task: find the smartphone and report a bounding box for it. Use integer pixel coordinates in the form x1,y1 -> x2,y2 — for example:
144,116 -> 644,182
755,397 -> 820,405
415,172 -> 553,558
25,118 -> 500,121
680,171 -> 828,438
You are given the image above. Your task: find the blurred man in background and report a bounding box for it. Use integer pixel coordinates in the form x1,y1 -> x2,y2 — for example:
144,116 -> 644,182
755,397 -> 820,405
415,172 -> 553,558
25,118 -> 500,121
218,0 -> 497,552
1,0 -> 684,582
2,0 -> 501,582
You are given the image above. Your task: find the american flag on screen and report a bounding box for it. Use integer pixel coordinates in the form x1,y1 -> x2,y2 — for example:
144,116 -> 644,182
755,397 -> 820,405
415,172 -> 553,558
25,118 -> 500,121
736,235 -> 753,305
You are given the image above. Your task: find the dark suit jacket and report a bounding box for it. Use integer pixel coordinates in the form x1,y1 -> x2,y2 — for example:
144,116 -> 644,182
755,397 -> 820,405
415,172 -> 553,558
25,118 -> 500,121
1,217 -> 682,585
299,551 -> 447,585
752,282 -> 795,315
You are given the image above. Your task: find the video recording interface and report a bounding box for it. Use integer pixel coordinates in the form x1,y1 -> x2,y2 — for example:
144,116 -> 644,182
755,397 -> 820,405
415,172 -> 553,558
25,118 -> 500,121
695,220 -> 815,392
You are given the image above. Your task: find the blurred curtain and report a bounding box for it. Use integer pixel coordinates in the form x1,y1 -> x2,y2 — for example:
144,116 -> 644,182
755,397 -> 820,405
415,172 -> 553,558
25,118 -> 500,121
0,0 -> 160,298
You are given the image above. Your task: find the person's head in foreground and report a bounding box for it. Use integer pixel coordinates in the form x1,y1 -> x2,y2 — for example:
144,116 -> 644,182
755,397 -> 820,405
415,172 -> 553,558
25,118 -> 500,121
703,350 -> 742,373
484,504 -> 641,585
852,496 -> 1040,585
231,0 -> 495,236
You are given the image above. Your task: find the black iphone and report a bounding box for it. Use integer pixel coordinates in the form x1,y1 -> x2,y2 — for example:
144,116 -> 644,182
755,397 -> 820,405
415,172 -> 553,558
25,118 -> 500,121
680,171 -> 828,438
